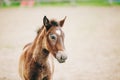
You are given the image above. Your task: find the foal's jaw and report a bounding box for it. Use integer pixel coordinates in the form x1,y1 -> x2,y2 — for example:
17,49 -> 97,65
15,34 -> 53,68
55,51 -> 67,63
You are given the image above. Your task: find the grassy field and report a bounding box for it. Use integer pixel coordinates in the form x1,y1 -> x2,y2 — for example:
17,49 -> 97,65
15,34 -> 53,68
0,1 -> 120,8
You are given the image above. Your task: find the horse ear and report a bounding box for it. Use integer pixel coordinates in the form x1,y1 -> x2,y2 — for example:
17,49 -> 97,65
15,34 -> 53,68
43,16 -> 50,31
59,16 -> 66,27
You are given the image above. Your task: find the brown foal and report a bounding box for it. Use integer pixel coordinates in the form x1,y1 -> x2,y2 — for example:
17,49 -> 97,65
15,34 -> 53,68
19,16 -> 67,80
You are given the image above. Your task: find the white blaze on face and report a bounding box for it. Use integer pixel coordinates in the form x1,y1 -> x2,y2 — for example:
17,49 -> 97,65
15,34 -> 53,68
56,29 -> 61,36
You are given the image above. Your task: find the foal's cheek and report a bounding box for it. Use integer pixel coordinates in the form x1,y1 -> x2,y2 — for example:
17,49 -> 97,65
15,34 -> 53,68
51,41 -> 56,46
48,39 -> 56,46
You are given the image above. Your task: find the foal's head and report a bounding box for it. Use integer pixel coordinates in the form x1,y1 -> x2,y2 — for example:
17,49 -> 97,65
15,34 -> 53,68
41,16 -> 67,63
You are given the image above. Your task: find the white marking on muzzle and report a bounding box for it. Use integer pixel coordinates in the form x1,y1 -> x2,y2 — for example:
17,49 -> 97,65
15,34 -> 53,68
56,51 -> 67,63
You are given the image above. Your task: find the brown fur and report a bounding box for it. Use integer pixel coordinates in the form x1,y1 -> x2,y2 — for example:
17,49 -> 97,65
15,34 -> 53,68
19,17 -> 66,80
19,27 -> 53,80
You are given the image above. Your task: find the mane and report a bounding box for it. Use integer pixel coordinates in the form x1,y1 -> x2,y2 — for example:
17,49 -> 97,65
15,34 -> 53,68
32,25 -> 46,61
37,26 -> 44,35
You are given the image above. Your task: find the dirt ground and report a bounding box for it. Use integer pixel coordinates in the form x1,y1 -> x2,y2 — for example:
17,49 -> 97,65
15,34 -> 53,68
0,6 -> 120,80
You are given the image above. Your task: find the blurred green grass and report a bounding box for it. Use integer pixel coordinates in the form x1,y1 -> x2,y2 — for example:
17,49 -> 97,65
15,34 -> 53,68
0,1 -> 120,8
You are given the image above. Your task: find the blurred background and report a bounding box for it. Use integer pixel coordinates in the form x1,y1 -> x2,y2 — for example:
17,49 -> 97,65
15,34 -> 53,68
0,0 -> 120,7
0,0 -> 120,80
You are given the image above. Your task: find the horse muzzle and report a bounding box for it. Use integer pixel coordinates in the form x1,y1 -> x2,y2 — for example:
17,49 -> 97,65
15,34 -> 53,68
56,51 -> 67,63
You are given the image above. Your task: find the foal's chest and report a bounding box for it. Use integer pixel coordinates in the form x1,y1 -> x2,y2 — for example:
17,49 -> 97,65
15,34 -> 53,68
37,64 -> 51,79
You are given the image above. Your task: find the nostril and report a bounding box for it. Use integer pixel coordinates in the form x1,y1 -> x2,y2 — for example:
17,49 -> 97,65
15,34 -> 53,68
60,56 -> 67,61
60,56 -> 63,60
56,51 -> 68,63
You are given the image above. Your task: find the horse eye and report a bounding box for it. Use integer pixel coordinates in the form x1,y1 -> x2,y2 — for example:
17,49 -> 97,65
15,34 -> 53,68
49,33 -> 57,40
51,35 -> 56,40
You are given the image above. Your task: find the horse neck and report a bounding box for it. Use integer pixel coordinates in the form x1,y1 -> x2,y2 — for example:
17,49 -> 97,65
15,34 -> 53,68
32,27 -> 48,64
